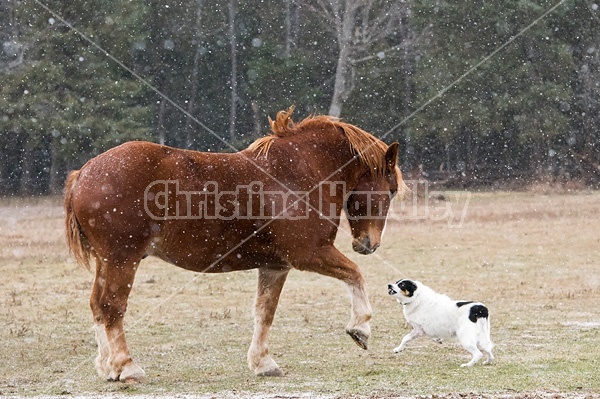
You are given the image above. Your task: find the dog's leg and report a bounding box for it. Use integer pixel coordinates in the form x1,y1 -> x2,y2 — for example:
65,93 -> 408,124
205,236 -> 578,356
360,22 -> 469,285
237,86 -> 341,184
481,341 -> 494,365
461,350 -> 482,367
459,339 -> 483,367
482,349 -> 494,365
393,326 -> 423,353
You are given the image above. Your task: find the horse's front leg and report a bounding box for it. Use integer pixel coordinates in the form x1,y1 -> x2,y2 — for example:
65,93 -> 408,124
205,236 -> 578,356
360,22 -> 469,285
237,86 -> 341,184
248,266 -> 290,377
296,247 -> 372,350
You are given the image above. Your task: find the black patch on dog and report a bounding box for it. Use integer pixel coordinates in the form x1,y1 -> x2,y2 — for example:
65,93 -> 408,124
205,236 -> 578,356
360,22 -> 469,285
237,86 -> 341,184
468,304 -> 489,323
387,284 -> 397,295
397,279 -> 418,297
456,301 -> 474,308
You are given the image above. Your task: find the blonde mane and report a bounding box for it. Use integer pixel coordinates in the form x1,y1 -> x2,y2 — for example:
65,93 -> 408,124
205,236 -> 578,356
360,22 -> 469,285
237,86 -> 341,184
248,107 -> 389,175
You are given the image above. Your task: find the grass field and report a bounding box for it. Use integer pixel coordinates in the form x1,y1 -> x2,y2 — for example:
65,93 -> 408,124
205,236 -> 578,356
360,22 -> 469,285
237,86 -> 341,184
1,190 -> 599,398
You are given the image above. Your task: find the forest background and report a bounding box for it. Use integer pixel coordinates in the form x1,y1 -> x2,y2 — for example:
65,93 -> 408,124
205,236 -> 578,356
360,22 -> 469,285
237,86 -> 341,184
0,0 -> 599,195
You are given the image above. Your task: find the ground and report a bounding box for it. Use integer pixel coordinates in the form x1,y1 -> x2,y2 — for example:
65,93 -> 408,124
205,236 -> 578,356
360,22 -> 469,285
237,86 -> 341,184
0,190 -> 599,398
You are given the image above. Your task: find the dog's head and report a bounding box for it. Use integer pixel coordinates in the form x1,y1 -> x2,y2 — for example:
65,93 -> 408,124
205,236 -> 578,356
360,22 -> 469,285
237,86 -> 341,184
387,279 -> 419,304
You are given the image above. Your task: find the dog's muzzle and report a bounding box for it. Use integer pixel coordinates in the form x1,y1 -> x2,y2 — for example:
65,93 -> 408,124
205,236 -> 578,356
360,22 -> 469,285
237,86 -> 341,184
387,284 -> 397,295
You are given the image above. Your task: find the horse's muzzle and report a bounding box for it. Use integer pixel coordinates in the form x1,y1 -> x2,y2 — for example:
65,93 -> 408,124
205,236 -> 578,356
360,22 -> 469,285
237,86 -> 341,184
352,236 -> 380,255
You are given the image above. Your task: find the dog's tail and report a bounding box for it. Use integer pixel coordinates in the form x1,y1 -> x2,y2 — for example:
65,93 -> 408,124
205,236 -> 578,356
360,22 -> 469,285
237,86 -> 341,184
479,315 -> 493,344
476,307 -> 494,363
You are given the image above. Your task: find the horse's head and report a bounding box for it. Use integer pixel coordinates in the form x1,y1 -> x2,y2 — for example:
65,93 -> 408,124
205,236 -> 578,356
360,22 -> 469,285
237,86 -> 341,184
345,142 -> 402,255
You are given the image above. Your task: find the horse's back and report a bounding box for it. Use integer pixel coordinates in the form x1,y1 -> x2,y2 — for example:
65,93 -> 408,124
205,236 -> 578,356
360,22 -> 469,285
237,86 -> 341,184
75,140 -> 246,196
68,141 -> 277,270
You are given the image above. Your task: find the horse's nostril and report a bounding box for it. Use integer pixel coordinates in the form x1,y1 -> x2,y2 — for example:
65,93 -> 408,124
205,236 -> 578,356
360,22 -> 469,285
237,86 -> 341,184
364,236 -> 370,249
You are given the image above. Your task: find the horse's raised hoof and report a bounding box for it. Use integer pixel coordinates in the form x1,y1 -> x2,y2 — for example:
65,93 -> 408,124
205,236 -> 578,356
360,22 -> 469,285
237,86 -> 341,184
346,328 -> 369,350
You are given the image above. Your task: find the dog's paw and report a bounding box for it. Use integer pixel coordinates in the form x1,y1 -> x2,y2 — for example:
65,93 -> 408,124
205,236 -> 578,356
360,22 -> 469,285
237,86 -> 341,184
393,346 -> 404,353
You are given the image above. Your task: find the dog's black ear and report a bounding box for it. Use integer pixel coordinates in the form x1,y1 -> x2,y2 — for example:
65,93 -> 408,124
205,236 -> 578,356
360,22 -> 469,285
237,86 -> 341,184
399,279 -> 418,297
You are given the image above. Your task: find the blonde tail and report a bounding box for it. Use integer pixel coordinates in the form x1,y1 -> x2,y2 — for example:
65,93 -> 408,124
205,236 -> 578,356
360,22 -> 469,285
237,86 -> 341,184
64,170 -> 92,271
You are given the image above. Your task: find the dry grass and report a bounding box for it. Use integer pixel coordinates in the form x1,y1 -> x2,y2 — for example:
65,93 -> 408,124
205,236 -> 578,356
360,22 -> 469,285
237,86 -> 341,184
1,192 -> 599,398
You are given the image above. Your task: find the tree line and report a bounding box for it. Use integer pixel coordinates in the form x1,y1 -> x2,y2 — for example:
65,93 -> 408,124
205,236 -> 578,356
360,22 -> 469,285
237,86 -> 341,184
0,0 -> 599,195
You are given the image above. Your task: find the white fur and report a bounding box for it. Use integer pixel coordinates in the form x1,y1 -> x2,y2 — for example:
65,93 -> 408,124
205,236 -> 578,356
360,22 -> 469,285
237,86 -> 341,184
388,279 -> 494,367
93,324 -> 110,378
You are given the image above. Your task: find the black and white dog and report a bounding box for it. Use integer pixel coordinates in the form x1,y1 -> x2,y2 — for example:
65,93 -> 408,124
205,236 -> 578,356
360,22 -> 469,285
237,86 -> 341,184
387,279 -> 494,367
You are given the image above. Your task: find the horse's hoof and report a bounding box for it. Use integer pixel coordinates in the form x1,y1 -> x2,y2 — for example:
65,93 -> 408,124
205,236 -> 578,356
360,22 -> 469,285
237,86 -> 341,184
95,356 -> 110,380
256,367 -> 284,377
249,353 -> 283,377
346,328 -> 369,350
119,362 -> 147,383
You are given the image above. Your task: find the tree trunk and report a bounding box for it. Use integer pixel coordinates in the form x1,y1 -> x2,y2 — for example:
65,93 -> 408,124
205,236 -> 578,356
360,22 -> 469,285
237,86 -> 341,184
524,42 -> 544,178
284,0 -> 299,57
251,100 -> 262,136
157,98 -> 167,145
329,45 -> 351,117
48,134 -> 62,195
185,0 -> 204,149
19,143 -> 36,195
466,130 -> 474,176
399,7 -> 415,122
228,0 -> 238,143
327,1 -> 356,118
147,0 -> 169,145
530,140 -> 542,178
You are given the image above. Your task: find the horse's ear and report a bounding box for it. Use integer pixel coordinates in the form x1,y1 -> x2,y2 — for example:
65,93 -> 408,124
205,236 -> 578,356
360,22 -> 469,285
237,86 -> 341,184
385,142 -> 399,170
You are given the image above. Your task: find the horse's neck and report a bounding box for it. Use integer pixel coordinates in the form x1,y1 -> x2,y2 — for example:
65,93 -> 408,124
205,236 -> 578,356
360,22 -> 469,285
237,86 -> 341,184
294,136 -> 366,186
240,135 -> 366,189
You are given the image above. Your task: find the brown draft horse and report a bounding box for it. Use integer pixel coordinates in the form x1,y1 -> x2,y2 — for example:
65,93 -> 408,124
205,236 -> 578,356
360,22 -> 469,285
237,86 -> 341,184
64,107 -> 404,382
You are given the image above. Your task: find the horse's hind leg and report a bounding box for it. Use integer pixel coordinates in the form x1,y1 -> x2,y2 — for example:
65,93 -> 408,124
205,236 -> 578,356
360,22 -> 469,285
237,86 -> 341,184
248,266 -> 290,377
90,258 -> 110,378
96,257 -> 146,382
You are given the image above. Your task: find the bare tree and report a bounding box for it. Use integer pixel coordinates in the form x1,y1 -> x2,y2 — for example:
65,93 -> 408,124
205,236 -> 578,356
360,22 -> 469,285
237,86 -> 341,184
146,0 -> 170,145
284,0 -> 300,58
308,0 -> 407,117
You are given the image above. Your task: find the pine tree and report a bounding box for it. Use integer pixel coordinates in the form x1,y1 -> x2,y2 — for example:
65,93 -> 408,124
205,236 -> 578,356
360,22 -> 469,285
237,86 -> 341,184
0,0 -> 151,194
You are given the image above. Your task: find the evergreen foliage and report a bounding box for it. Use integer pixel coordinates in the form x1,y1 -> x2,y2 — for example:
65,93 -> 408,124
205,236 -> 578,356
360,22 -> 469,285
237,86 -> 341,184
1,0 -> 599,194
